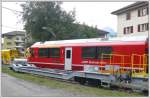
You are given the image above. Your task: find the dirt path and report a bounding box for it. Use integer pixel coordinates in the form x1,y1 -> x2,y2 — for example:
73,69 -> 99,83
1,73 -> 93,97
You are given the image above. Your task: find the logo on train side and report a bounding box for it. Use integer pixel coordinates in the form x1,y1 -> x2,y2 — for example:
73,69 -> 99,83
81,60 -> 107,64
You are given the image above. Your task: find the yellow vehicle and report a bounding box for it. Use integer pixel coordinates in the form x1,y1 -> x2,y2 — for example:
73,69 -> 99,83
1,49 -> 20,64
24,48 -> 31,58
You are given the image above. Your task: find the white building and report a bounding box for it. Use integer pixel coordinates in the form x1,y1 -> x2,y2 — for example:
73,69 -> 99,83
111,1 -> 149,37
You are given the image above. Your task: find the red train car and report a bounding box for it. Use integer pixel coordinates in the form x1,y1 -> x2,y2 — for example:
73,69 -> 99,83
27,36 -> 148,72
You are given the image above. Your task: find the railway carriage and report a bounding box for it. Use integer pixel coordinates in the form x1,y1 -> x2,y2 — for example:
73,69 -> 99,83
27,36 -> 148,76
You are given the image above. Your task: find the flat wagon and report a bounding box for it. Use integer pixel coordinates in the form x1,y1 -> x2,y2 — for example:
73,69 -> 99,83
15,36 -> 148,92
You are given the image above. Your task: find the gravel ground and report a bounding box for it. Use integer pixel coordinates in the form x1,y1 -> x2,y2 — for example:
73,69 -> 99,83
1,73 -> 93,97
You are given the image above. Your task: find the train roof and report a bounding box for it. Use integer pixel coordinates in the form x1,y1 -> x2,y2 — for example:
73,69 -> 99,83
31,36 -> 148,48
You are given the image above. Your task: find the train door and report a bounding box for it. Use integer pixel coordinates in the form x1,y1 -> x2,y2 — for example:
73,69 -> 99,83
65,48 -> 72,70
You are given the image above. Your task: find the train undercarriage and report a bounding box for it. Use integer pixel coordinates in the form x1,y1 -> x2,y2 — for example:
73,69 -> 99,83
13,65 -> 148,93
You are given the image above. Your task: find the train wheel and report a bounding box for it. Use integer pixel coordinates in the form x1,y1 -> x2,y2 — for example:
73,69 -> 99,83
74,77 -> 86,85
79,77 -> 86,85
87,78 -> 101,87
142,90 -> 148,96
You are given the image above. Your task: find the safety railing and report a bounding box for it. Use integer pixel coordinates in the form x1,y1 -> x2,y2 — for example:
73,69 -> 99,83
99,54 -> 131,74
99,53 -> 148,77
143,54 -> 148,74
131,54 -> 148,77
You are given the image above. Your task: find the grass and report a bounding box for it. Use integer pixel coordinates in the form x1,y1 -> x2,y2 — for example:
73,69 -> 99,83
1,65 -> 146,97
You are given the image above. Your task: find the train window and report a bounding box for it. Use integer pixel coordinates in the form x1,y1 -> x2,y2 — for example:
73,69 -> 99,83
38,48 -> 50,58
97,47 -> 112,59
66,50 -> 71,58
50,48 -> 60,58
82,47 -> 96,59
145,48 -> 148,54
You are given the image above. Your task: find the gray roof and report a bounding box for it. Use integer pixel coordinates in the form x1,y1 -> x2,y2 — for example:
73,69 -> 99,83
97,29 -> 109,35
111,1 -> 148,15
2,31 -> 25,37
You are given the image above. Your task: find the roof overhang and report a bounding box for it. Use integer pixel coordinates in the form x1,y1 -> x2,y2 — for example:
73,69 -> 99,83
111,1 -> 148,15
2,31 -> 25,37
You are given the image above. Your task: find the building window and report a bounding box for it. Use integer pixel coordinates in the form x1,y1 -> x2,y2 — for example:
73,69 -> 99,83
126,12 -> 131,20
138,7 -> 149,17
7,42 -> 11,45
7,36 -> 12,39
16,37 -> 19,40
50,48 -> 60,58
38,48 -> 50,58
123,26 -> 133,34
138,23 -> 149,32
16,43 -> 19,46
22,48 -> 24,51
21,38 -> 25,41
82,47 -> 96,59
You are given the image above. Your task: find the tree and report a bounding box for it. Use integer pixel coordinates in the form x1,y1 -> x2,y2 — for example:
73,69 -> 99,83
22,2 -> 75,41
22,1 -> 105,45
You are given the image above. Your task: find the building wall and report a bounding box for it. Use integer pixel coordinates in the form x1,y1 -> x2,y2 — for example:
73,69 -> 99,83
3,35 -> 25,51
3,36 -> 16,49
117,7 -> 149,37
1,43 -> 3,49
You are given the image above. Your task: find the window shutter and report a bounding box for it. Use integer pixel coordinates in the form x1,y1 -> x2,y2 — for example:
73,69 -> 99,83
123,28 -> 126,34
131,26 -> 133,33
146,23 -> 149,30
129,12 -> 131,20
146,7 -> 149,15
138,25 -> 140,32
138,10 -> 140,17
126,12 -> 131,20
126,13 -> 128,20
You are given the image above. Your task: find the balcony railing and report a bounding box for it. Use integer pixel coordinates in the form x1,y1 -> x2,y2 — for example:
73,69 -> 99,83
14,45 -> 24,48
15,40 -> 24,43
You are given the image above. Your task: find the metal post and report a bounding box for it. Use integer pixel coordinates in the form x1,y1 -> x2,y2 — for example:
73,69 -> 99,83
139,55 -> 141,73
100,53 -> 104,73
131,54 -> 134,77
110,54 -> 111,65
109,54 -> 112,74
122,56 -> 124,71
142,54 -> 145,76
145,54 -> 147,73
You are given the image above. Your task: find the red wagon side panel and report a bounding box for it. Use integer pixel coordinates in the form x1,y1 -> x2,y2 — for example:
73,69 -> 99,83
28,39 -> 147,71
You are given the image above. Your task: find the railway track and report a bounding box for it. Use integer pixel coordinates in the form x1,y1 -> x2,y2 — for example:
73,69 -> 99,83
11,66 -> 148,95
25,72 -> 148,96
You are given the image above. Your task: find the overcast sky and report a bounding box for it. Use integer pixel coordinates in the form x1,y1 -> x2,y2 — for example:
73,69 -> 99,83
2,2 -> 134,34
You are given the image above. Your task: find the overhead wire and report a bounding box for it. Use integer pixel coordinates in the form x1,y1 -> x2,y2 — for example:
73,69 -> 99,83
2,6 -> 24,32
2,6 -> 23,13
